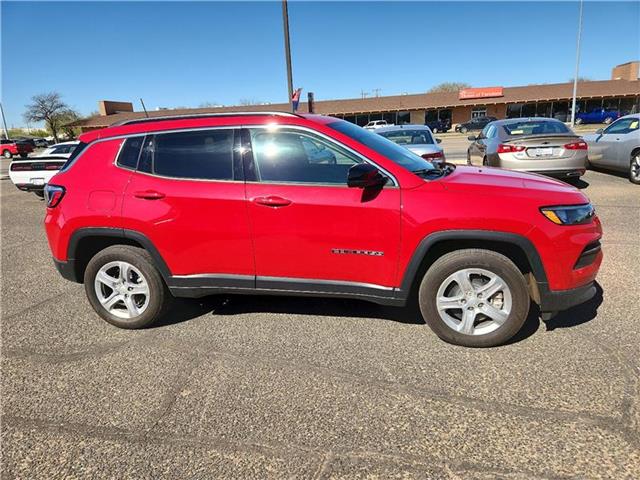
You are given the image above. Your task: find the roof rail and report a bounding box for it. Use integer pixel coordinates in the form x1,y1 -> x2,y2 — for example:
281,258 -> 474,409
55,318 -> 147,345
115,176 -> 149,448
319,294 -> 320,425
111,111 -> 302,127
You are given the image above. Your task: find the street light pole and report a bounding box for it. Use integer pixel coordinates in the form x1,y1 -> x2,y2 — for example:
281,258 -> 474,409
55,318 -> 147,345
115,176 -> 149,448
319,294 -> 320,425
570,0 -> 584,126
281,0 -> 294,112
0,102 -> 10,139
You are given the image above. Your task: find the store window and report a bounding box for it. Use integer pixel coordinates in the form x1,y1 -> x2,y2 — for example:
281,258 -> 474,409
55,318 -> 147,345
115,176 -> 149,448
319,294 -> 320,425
471,107 -> 487,119
507,104 -> 523,118
521,103 -> 536,117
397,111 -> 410,124
383,112 -> 397,125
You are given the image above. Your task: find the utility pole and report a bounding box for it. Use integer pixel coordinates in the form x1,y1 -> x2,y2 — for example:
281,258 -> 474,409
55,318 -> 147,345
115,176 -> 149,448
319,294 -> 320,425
570,0 -> 583,126
361,90 -> 369,99
0,102 -> 9,139
372,88 -> 382,97
282,0 -> 294,112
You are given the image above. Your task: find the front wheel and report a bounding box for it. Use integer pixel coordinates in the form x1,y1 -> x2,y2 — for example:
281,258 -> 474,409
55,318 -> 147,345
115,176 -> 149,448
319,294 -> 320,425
2,150 -> 12,159
418,249 -> 530,347
84,245 -> 172,329
630,152 -> 640,185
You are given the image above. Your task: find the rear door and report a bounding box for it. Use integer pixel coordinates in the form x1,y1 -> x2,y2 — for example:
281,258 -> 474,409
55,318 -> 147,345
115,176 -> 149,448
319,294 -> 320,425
121,128 -> 254,279
592,117 -> 639,169
243,126 -> 401,289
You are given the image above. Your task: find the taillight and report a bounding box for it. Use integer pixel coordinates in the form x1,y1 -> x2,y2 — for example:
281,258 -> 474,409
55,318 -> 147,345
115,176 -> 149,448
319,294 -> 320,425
564,141 -> 588,150
10,164 -> 31,171
422,151 -> 446,161
497,144 -> 526,153
44,184 -> 65,208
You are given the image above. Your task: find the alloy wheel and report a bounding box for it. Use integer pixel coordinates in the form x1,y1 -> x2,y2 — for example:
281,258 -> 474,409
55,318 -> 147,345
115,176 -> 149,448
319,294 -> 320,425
435,268 -> 512,336
631,154 -> 640,183
94,261 -> 150,319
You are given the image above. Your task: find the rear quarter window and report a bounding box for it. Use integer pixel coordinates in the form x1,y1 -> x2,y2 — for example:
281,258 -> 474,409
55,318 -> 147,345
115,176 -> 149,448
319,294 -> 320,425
117,137 -> 145,170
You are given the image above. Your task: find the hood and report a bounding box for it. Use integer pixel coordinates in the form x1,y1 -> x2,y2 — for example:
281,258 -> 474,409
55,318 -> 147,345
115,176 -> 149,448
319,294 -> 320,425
437,165 -> 589,205
406,144 -> 443,156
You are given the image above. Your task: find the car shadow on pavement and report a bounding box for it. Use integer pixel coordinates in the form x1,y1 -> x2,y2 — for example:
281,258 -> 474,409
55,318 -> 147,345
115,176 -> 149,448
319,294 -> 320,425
155,295 -> 426,328
565,177 -> 590,189
542,281 -> 603,331
155,282 -> 603,346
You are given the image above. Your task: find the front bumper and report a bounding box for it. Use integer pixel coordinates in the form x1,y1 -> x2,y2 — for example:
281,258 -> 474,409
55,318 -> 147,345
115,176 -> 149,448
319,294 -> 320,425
538,281 -> 596,313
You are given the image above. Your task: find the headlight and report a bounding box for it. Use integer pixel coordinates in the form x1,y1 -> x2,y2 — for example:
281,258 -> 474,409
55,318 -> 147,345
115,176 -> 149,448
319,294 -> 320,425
540,204 -> 594,225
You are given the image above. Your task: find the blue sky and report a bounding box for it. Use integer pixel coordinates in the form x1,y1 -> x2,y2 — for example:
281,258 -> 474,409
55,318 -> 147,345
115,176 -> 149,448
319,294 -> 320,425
2,1 -> 639,127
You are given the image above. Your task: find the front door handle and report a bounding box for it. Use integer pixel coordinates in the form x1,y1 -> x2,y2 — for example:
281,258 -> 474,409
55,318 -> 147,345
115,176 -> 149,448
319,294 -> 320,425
134,190 -> 165,200
253,195 -> 292,207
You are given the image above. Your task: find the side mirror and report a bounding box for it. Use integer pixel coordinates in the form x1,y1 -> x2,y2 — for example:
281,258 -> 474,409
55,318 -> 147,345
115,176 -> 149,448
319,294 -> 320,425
347,163 -> 387,188
595,128 -> 603,134
467,135 -> 477,141
436,138 -> 442,144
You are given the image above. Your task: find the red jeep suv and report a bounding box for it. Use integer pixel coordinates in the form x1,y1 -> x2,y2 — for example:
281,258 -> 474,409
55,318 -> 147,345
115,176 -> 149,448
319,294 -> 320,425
44,113 -> 602,347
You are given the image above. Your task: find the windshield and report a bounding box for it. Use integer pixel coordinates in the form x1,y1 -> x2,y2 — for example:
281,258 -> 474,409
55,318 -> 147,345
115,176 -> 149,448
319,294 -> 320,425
327,121 -> 437,173
378,129 -> 434,145
503,120 -> 571,136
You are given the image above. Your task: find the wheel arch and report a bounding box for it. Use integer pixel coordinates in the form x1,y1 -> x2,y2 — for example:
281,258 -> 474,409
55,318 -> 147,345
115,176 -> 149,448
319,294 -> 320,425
399,230 -> 548,301
67,228 -> 171,283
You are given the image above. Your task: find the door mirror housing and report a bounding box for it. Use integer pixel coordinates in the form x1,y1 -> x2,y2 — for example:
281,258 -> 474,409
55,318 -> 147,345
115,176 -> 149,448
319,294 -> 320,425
347,163 -> 387,188
595,128 -> 604,134
467,135 -> 477,141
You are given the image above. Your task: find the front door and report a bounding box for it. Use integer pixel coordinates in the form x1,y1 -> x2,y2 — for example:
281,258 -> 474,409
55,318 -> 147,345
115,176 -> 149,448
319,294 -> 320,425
243,127 -> 401,289
122,128 -> 254,278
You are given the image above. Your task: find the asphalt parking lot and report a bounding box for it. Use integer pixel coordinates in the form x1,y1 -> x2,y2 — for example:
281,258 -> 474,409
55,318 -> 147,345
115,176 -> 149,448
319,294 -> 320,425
1,160 -> 639,478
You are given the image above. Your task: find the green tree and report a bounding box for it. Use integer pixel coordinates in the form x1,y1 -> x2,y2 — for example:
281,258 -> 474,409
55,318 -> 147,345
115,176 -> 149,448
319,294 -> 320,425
427,82 -> 472,93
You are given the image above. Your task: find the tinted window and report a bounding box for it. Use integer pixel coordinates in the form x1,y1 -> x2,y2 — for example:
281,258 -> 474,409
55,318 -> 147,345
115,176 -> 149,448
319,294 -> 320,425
249,129 -> 360,184
328,120 -> 437,173
117,136 -> 144,169
59,142 -> 88,172
378,129 -> 434,145
603,117 -> 639,135
152,129 -> 234,180
502,120 -> 570,136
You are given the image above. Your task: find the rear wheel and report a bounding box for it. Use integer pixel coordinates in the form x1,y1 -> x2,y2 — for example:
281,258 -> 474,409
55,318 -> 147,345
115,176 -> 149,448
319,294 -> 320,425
418,249 -> 530,347
2,150 -> 12,159
84,245 -> 172,329
630,151 -> 640,185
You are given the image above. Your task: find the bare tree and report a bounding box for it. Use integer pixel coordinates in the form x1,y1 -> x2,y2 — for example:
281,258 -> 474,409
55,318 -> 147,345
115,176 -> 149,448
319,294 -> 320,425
58,109 -> 82,140
427,82 -> 472,93
23,92 -> 71,142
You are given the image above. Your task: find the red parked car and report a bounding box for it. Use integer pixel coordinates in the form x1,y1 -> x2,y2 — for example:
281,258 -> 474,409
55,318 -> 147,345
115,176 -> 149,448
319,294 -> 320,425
1,138 -> 34,158
44,113 -> 602,347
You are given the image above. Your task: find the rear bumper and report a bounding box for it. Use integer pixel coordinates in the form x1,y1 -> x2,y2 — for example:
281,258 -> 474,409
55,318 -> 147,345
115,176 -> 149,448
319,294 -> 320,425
538,281 -> 596,313
492,152 -> 587,177
14,183 -> 45,192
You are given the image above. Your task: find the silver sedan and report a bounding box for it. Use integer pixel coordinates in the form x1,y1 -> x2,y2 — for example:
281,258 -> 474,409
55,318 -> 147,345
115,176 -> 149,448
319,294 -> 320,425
583,114 -> 640,184
375,125 -> 445,163
467,118 -> 588,179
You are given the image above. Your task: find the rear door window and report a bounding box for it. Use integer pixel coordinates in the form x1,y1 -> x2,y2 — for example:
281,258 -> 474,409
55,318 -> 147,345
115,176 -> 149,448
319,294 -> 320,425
149,129 -> 235,180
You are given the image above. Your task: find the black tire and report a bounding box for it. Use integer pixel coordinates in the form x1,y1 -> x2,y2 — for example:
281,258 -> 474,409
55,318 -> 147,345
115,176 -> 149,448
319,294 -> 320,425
84,245 -> 172,329
20,153 -> 28,158
418,249 -> 530,347
630,151 -> 640,185
2,149 -> 12,159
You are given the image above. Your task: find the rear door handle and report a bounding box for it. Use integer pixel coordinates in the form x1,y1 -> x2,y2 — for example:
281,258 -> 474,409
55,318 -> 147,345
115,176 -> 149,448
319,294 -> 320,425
134,190 -> 165,200
253,195 -> 292,207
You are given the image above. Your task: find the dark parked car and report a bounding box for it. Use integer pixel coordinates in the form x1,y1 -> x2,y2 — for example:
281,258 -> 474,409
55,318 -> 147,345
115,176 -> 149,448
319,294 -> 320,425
425,119 -> 450,134
455,116 -> 497,134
